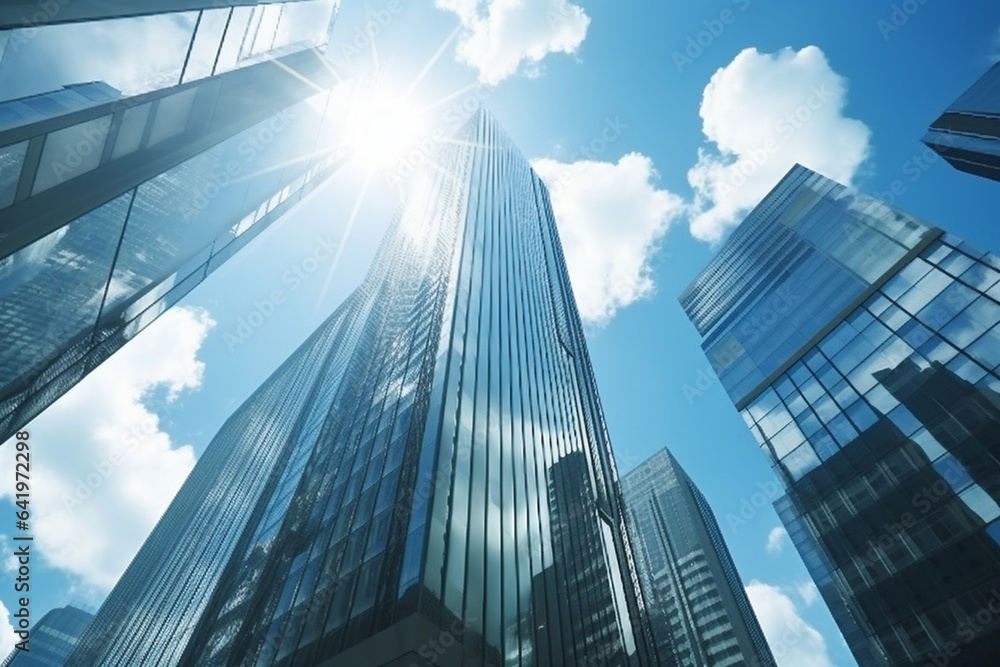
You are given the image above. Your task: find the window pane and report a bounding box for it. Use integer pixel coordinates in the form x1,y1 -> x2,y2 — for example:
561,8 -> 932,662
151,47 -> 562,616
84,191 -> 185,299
968,325 -> 1000,370
33,115 -> 112,193
958,486 -> 1000,523
182,9 -> 230,83
0,193 -> 131,393
0,140 -> 27,207
216,7 -> 253,74
771,421 -> 806,458
111,102 -> 151,160
251,5 -> 284,56
784,444 -> 821,481
147,88 -> 197,147
0,14 -> 197,102
960,262 -> 1000,292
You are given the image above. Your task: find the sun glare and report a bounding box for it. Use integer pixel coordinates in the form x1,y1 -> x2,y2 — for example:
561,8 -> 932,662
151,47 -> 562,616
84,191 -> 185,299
343,84 -> 425,170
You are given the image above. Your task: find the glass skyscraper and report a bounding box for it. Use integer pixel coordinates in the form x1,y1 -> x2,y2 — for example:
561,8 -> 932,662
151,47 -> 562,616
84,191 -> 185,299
621,449 -> 774,667
0,0 -> 346,443
924,61 -> 1000,183
682,164 -> 1000,666
2,605 -> 92,667
67,109 -> 658,666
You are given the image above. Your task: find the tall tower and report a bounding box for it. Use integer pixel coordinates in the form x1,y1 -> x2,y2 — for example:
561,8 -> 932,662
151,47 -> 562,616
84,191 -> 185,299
2,605 -> 93,666
67,110 -> 657,666
621,449 -> 775,667
681,164 -> 1000,666
0,0 -> 345,443
923,61 -> 1000,183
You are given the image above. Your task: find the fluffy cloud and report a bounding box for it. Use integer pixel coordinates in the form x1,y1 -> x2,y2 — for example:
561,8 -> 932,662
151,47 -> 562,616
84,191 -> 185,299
746,580 -> 836,667
0,600 -> 16,659
533,153 -> 685,324
797,580 -> 821,607
766,525 -> 789,554
687,45 -> 871,243
435,0 -> 590,85
0,307 -> 212,595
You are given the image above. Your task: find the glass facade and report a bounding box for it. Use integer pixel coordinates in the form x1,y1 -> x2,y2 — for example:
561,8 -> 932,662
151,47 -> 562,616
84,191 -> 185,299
0,1 -> 345,444
68,110 -> 657,666
0,2 -> 340,108
683,165 -> 1000,666
3,605 -> 93,667
924,62 -> 1000,183
679,164 -> 934,408
0,82 -> 121,132
621,449 -> 775,667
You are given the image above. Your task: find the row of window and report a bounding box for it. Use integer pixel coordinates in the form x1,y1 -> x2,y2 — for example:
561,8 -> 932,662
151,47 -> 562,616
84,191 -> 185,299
746,236 -> 1000,485
0,1 -> 337,209
746,234 -> 1000,664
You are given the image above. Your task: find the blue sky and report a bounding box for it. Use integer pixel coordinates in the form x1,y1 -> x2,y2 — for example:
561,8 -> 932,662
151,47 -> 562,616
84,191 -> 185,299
3,2 -> 1000,665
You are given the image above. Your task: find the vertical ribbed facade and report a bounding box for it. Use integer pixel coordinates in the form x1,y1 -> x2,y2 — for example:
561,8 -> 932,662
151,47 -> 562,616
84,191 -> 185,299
683,165 -> 1000,666
70,110 -> 657,666
621,449 -> 775,667
66,294 -> 369,665
0,1 -> 343,443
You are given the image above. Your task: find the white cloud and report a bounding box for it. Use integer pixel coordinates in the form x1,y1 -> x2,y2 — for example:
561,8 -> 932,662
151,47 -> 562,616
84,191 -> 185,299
746,580 -> 836,667
435,0 -> 591,85
0,307 -> 212,595
0,536 -> 17,576
991,27 -> 1000,63
797,580 -> 821,607
766,525 -> 788,554
687,45 -> 872,244
0,600 -> 17,659
532,153 -> 685,324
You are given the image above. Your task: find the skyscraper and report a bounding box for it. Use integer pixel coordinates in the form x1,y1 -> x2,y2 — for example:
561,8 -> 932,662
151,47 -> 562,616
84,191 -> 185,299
621,448 -> 775,667
0,0 -> 346,443
67,110 -> 658,666
681,164 -> 1000,666
0,1 -> 306,28
2,605 -> 93,667
924,61 -> 1000,183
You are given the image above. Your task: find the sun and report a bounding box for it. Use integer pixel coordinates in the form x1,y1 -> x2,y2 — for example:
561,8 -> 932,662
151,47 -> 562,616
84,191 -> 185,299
342,81 -> 425,170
